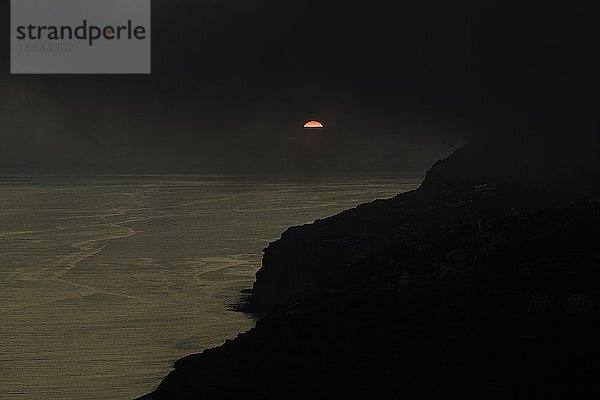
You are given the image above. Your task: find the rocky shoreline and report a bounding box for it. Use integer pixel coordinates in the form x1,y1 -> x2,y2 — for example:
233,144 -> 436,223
139,139 -> 600,399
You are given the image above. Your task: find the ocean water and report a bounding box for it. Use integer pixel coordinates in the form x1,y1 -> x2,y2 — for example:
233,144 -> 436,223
0,175 -> 420,400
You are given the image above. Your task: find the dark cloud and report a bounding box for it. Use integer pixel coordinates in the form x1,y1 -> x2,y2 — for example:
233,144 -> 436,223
0,0 -> 597,174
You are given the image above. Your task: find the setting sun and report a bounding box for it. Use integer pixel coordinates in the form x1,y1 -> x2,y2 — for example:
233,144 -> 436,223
303,120 -> 324,128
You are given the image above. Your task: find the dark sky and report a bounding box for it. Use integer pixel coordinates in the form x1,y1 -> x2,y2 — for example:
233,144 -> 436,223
0,0 -> 597,174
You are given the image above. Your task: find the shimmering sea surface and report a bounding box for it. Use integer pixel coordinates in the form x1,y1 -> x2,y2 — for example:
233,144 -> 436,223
0,175 -> 420,399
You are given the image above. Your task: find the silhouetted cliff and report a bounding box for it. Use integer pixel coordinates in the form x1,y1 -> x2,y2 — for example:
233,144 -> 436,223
249,138 -> 600,312
139,139 -> 600,399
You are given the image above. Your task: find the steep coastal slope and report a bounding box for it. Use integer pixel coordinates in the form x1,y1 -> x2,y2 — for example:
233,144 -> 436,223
249,138 -> 600,312
140,139 -> 600,399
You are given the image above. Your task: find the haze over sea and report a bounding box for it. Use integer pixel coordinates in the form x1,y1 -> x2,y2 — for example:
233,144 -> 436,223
0,175 -> 419,399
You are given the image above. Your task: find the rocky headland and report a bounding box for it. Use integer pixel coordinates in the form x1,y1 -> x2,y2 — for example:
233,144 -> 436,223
139,138 -> 600,399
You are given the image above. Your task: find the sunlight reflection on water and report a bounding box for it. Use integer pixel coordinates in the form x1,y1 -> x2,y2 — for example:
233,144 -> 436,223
0,175 -> 420,399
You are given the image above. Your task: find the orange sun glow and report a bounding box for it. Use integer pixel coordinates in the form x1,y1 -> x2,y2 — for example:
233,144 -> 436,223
303,120 -> 324,128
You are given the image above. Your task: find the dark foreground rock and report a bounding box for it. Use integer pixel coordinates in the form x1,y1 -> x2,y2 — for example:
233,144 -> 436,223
139,138 -> 600,399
